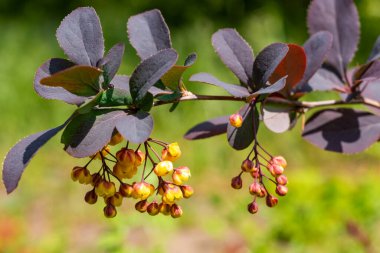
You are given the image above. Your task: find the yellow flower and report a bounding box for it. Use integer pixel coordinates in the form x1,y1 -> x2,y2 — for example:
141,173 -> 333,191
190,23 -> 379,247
154,161 -> 174,176
172,166 -> 191,185
132,182 -> 154,200
162,184 -> 183,204
162,142 -> 181,161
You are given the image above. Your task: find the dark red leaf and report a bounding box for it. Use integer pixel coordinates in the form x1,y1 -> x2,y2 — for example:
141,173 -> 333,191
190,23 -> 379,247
302,109 -> 380,154
34,58 -> 87,105
129,49 -> 178,102
227,105 -> 258,150
127,9 -> 172,60
307,0 -> 360,77
212,29 -> 254,87
189,73 -> 249,98
61,110 -> 125,158
252,43 -> 289,89
56,7 -> 104,66
3,119 -> 70,193
116,111 -> 153,144
184,116 -> 229,140
297,31 -> 333,89
98,43 -> 125,81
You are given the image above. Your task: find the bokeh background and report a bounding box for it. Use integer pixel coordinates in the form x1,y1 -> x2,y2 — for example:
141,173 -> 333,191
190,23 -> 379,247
1,0 -> 380,252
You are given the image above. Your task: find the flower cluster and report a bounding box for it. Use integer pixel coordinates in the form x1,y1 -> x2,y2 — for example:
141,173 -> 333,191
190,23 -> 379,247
71,134 -> 193,218
231,143 -> 288,214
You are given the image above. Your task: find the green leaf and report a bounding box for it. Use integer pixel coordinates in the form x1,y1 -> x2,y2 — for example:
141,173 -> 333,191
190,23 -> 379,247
40,65 -> 102,97
161,65 -> 190,90
99,88 -> 133,107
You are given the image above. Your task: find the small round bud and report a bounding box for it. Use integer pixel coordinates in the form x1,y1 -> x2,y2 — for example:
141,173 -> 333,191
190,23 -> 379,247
95,180 -> 116,198
109,132 -> 123,146
104,204 -> 117,218
132,182 -> 154,200
84,189 -> 98,205
247,201 -> 259,214
91,146 -> 111,160
241,159 -> 255,172
91,173 -> 102,186
119,183 -> 133,198
271,156 -> 287,168
180,185 -> 194,199
257,185 -> 267,198
275,185 -> 288,196
249,182 -> 262,196
172,166 -> 191,185
106,192 -> 123,207
231,176 -> 243,189
269,164 -> 284,176
159,202 -> 171,215
170,204 -> 183,218
162,184 -> 183,204
135,200 -> 148,213
266,195 -> 278,208
154,161 -> 174,177
162,142 -> 182,162
250,171 -> 260,179
147,202 -> 160,216
116,148 -> 136,166
276,175 -> 288,185
71,167 -> 92,185
134,150 -> 145,166
229,113 -> 243,128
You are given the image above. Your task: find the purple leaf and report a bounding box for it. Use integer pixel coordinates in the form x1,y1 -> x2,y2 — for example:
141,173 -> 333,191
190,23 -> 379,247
56,7 -> 104,66
111,75 -> 130,91
40,65 -> 102,97
252,43 -> 289,88
307,0 -> 360,77
184,116 -> 229,140
355,61 -> 380,82
250,76 -> 287,97
305,68 -> 344,92
190,73 -> 250,98
61,110 -> 125,158
227,105 -> 258,150
262,102 -> 296,133
184,53 -> 197,66
3,119 -> 70,193
298,31 -> 333,88
129,49 -> 178,102
116,111 -> 153,144
302,109 -> 380,154
368,36 -> 380,62
34,58 -> 87,105
149,86 -> 171,96
127,9 -> 172,60
212,29 -> 254,86
98,43 -> 125,81
361,80 -> 380,115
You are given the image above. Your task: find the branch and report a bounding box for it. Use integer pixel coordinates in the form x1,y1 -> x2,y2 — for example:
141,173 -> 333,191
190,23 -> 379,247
153,93 -> 380,110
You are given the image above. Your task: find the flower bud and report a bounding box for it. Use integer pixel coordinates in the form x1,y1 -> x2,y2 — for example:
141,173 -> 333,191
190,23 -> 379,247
250,171 -> 260,179
132,182 -> 154,200
162,142 -> 181,162
109,132 -> 123,146
91,173 -> 102,186
116,148 -> 136,166
134,150 -> 145,166
276,175 -> 288,185
180,185 -> 194,199
172,166 -> 191,185
119,183 -> 133,198
71,167 -> 92,185
84,189 -> 98,205
276,185 -> 288,196
106,192 -> 123,207
95,180 -> 116,198
271,156 -> 287,168
257,185 -> 267,198
249,182 -> 262,196
248,201 -> 259,214
241,159 -> 255,172
266,195 -> 278,208
229,113 -> 243,128
162,184 -> 183,204
170,204 -> 183,218
154,161 -> 174,177
147,202 -> 160,216
231,175 -> 243,189
159,202 -> 171,215
104,204 -> 117,218
268,164 -> 284,176
135,200 -> 148,213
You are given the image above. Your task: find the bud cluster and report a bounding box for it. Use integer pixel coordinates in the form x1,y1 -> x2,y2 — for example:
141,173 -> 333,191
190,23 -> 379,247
231,143 -> 288,214
70,133 -> 193,219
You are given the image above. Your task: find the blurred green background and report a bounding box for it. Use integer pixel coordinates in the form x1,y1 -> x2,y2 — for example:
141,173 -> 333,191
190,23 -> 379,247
1,0 -> 380,252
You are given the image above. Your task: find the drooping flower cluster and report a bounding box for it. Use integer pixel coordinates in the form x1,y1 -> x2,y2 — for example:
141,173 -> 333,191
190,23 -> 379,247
231,143 -> 288,214
71,134 -> 193,218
